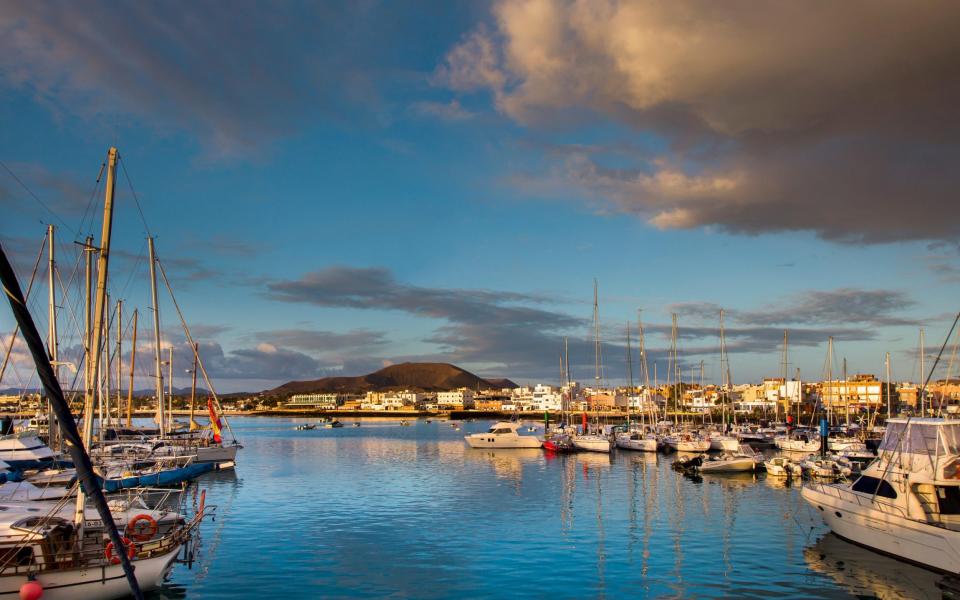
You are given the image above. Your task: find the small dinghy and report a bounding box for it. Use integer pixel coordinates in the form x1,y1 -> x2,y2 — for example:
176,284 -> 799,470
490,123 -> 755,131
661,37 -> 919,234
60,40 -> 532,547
295,424 -> 317,431
325,420 -> 344,429
763,456 -> 801,478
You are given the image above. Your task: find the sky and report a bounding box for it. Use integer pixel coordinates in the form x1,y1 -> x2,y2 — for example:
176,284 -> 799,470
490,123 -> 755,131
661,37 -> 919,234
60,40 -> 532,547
1,1 -> 959,393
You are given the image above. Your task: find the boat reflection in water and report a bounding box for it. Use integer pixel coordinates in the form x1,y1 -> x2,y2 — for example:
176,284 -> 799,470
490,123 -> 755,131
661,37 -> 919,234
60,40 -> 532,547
805,533 -> 941,600
463,448 -> 543,483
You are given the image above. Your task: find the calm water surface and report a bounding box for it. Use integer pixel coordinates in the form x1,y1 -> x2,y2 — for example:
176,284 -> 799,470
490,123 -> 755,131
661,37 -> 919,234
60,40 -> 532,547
153,417 -> 942,599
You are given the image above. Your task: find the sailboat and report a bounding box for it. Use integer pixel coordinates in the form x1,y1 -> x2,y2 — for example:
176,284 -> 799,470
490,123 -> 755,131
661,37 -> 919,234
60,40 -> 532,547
0,149 -> 209,600
572,281 -> 613,453
616,316 -> 657,452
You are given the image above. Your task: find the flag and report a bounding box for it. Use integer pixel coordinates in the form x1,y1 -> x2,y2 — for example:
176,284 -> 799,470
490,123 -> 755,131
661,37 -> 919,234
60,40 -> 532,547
208,398 -> 222,444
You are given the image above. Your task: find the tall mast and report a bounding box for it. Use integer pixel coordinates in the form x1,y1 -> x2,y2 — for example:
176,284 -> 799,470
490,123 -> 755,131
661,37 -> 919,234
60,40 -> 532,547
593,279 -> 602,389
826,337 -> 834,425
83,234 -> 93,397
638,311 -> 651,423
670,313 -> 678,419
719,309 -> 729,426
885,351 -> 891,418
920,328 -> 926,415
843,357 -> 849,427
116,299 -> 122,422
168,346 -> 174,424
126,309 -> 138,427
101,292 -> 111,433
148,237 -> 165,438
625,322 -> 633,426
46,225 -> 59,450
76,146 -> 118,528
781,330 -> 789,422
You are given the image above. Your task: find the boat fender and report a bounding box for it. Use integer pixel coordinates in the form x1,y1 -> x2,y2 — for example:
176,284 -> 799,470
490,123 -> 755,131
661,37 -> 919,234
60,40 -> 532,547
19,578 -> 43,600
104,537 -> 137,564
127,514 -> 159,541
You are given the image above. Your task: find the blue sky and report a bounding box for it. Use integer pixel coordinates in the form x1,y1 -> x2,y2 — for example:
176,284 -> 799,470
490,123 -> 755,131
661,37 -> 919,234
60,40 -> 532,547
1,2 -> 958,392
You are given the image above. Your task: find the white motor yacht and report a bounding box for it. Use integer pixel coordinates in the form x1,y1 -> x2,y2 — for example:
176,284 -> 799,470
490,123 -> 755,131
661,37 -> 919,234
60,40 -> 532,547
464,422 -> 542,449
698,444 -> 761,473
803,418 -> 960,573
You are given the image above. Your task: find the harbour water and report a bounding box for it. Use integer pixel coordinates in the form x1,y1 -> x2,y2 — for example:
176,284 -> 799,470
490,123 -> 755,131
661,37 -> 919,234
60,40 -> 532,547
162,417 -> 941,599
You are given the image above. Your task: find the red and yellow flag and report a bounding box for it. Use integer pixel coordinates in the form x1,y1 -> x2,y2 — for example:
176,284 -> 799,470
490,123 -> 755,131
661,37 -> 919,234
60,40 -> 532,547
208,398 -> 222,444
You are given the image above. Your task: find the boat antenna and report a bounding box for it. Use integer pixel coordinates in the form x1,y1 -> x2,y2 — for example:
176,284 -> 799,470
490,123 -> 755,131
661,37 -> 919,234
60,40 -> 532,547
0,241 -> 145,600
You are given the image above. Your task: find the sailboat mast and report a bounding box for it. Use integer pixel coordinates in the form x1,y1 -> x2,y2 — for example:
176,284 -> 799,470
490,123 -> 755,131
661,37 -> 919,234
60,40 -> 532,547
46,225 -> 59,448
76,146 -> 118,528
168,346 -> 173,423
83,234 -> 93,397
593,279 -> 602,388
148,237 -> 165,438
126,309 -> 138,427
116,299 -> 122,422
626,322 -> 633,426
843,357 -> 849,427
189,342 -> 199,429
885,351 -> 891,418
920,328 -> 926,415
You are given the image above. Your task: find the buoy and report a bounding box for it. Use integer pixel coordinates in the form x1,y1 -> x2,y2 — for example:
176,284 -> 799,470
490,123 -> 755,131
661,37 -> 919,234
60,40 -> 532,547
104,537 -> 137,564
19,580 -> 43,600
126,514 -> 159,542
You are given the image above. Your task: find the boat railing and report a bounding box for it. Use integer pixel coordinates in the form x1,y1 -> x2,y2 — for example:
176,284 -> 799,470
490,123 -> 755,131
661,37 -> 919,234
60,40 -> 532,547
806,482 -> 909,519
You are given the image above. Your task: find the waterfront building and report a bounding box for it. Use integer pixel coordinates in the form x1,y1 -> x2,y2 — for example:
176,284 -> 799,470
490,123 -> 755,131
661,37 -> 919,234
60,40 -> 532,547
437,389 -> 475,410
821,374 -> 883,413
286,393 -> 341,409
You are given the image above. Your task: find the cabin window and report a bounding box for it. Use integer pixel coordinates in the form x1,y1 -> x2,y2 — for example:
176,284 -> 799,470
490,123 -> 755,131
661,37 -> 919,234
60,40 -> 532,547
936,486 -> 960,514
851,476 -> 897,499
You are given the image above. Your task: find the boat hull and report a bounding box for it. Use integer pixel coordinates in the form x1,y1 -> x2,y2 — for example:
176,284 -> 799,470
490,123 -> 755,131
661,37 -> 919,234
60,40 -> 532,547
615,437 -> 657,452
0,546 -> 180,600
573,437 -> 613,453
699,458 -> 757,473
464,436 -> 542,449
709,438 -> 739,452
802,483 -> 960,574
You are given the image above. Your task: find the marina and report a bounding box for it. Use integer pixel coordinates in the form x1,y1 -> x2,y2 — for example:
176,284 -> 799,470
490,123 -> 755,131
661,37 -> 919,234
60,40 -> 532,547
159,416 -> 938,599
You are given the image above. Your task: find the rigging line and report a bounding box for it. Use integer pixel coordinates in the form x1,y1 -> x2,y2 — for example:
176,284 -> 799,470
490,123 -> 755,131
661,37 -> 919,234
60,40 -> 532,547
117,238 -> 147,301
118,155 -> 153,238
0,232 -> 47,385
76,161 -> 105,239
156,256 -> 237,441
0,160 -> 76,235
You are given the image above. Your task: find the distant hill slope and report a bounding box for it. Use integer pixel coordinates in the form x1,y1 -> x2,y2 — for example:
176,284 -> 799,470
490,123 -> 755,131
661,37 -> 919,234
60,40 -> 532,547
266,362 -> 517,396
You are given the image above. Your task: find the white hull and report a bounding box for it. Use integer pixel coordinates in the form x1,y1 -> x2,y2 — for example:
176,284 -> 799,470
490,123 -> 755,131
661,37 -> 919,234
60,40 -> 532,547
615,437 -> 657,452
780,439 -> 821,453
195,444 -> 239,463
699,457 -> 757,473
668,440 -> 711,453
829,439 -> 868,452
802,483 -> 960,573
0,546 -> 180,600
573,436 -> 613,453
464,436 -> 542,449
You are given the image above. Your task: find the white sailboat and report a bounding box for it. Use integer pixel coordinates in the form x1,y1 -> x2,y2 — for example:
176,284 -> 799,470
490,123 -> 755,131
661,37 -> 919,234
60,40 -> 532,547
572,281 -> 613,454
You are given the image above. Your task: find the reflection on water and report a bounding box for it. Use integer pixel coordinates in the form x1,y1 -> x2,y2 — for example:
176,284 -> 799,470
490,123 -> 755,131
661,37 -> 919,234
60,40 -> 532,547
160,418 -> 922,599
805,533 -> 942,599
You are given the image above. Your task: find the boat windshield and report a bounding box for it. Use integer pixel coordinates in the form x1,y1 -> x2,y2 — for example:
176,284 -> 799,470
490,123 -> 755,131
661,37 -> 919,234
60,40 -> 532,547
878,420 -> 960,455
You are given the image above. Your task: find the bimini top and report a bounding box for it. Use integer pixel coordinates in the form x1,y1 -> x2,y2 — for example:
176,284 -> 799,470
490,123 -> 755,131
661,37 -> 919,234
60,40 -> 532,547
485,422 -> 522,434
878,418 -> 960,456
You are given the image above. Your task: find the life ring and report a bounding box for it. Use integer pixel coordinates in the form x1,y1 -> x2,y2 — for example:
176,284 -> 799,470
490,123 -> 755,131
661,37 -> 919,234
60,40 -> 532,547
127,513 -> 159,541
104,537 -> 137,565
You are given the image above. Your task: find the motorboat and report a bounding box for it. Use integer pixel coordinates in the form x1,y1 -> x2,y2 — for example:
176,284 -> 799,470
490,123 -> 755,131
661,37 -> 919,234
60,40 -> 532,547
294,424 -> 316,431
828,435 -> 869,453
543,433 -> 576,453
802,418 -> 960,573
324,420 -> 344,429
764,456 -> 802,478
776,429 -> 821,453
615,431 -> 658,452
464,422 -> 542,449
799,456 -> 842,480
697,444 -> 761,473
0,432 -> 59,470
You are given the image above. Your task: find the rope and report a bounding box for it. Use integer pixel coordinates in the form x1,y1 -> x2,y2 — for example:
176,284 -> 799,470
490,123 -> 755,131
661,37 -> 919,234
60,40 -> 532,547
118,155 -> 153,238
0,160 -> 76,235
0,233 -> 47,384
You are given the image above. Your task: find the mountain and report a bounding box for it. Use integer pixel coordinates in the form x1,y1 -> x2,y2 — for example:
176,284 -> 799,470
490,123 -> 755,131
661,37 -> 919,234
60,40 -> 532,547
266,362 -> 517,397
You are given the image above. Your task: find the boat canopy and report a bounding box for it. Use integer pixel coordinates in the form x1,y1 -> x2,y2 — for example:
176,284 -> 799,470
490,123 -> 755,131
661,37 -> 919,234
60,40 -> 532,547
879,418 -> 960,456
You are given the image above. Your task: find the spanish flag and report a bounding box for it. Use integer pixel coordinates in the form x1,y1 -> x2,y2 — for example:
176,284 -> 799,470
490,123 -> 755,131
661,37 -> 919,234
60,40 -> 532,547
208,398 -> 222,444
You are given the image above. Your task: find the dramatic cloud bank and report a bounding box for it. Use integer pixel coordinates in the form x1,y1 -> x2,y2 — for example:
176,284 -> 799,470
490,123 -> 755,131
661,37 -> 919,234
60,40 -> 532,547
438,0 -> 960,243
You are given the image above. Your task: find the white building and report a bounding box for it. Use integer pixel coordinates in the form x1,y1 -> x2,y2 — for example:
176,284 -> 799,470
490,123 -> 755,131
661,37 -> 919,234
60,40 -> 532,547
286,393 -> 340,409
436,389 -> 475,410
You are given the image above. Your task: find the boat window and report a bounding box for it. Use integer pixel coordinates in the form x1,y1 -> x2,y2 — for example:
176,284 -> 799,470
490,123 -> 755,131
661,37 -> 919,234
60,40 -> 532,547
937,486 -> 960,514
878,422 -> 906,452
909,424 -> 940,455
493,428 -> 513,434
851,475 -> 897,499
941,425 -> 960,454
